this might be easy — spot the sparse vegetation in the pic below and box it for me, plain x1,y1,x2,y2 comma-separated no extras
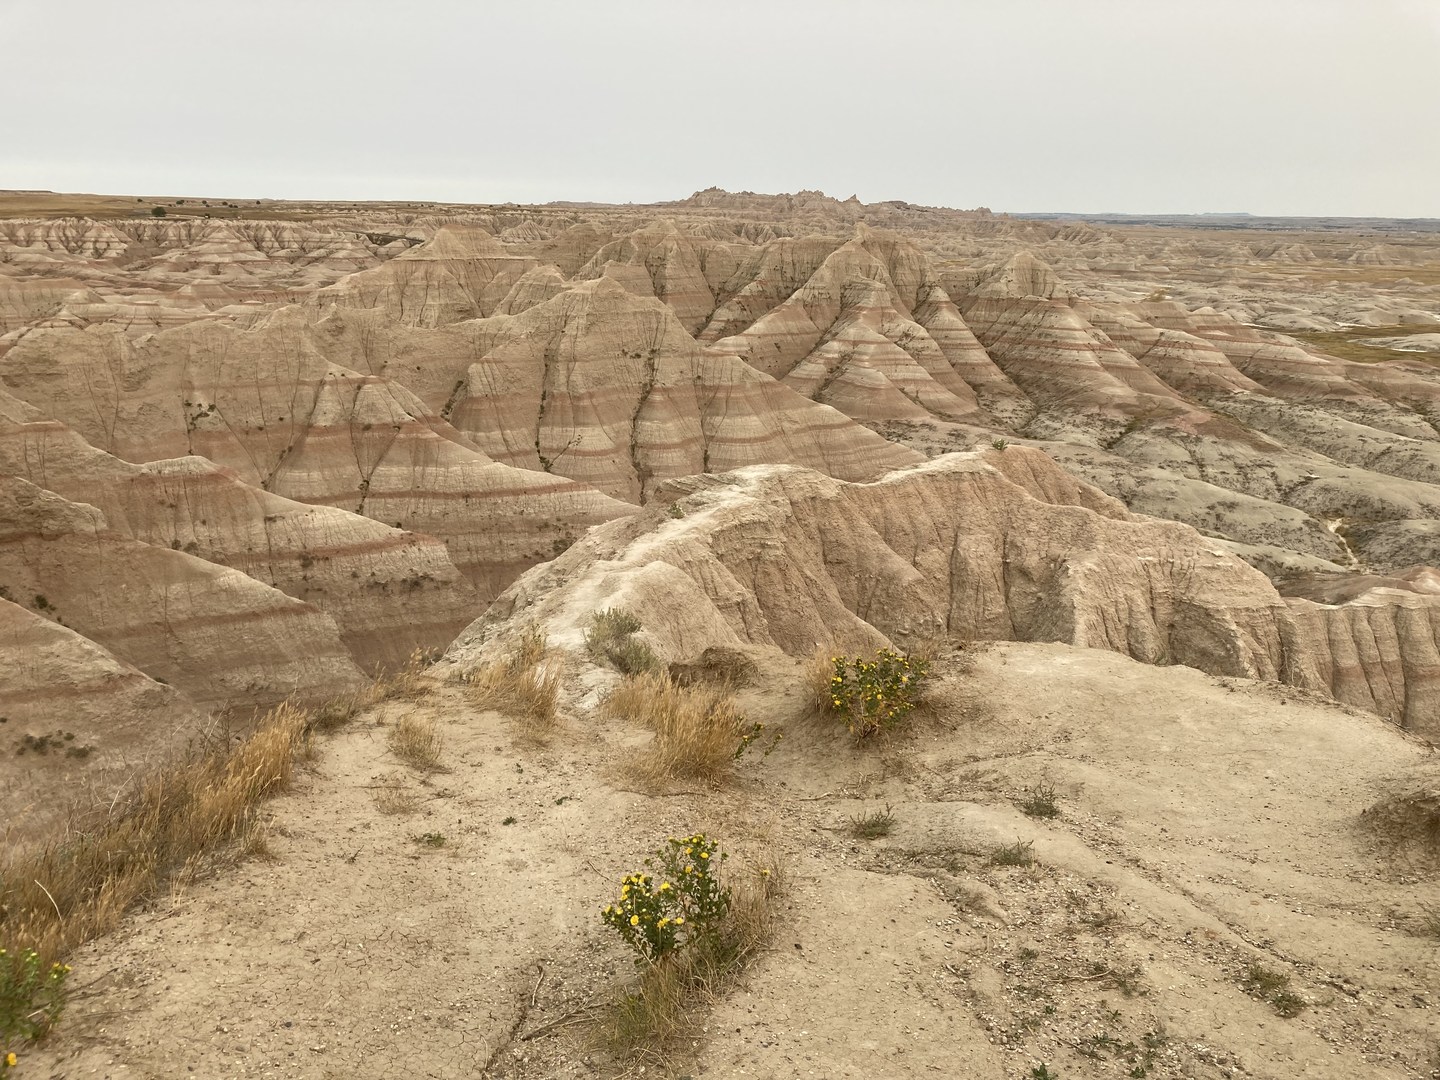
824,648,930,738
586,608,659,675
1019,781,1061,819
601,672,748,785
847,804,896,840
387,713,444,771
599,836,781,1065
371,774,420,815
1,947,70,1069
990,838,1036,867
371,648,438,704
414,831,447,848
991,438,1009,451
0,701,309,1007
1241,962,1306,1017
464,626,561,740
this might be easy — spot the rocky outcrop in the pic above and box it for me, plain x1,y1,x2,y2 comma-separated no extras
313,226,538,327
452,448,1440,738
0,597,203,831
0,476,366,708
0,388,479,667
0,315,634,598
447,277,923,502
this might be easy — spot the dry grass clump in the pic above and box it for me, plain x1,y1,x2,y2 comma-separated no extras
600,854,783,1066
465,627,561,740
371,773,422,815
369,647,439,705
0,702,309,968
601,672,746,784
804,645,835,714
1241,962,1307,1018
386,713,444,771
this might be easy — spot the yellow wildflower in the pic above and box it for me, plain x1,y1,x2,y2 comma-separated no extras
674,916,685,925
629,915,640,927
5,1052,16,1068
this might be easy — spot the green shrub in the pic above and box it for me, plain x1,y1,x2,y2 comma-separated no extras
827,648,930,738
1,948,70,1068
586,608,659,675
602,834,730,964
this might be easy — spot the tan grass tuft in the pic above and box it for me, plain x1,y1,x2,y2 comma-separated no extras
465,627,561,740
601,672,745,785
387,712,444,771
367,647,439,705
371,774,422,815
804,645,837,716
0,701,308,968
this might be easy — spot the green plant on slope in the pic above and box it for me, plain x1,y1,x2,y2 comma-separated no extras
601,834,730,964
826,649,930,738
1,948,70,1070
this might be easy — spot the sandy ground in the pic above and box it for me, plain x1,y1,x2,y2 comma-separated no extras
20,643,1440,1080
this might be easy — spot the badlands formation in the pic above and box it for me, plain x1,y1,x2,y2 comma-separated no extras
3,189,1440,1078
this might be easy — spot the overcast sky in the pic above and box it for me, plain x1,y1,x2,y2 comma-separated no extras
4,0,1438,217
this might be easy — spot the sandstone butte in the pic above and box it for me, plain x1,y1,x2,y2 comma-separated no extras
2,189,1440,815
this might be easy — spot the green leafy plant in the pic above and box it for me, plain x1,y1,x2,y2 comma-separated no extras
991,438,1009,451
847,804,896,840
586,608,659,675
990,839,1036,867
1242,962,1306,1017
826,649,930,738
601,834,730,964
1,948,70,1068
598,843,781,1065
1020,782,1060,819
733,721,782,762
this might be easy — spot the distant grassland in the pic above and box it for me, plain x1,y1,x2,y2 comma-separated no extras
1291,323,1440,365
0,190,470,221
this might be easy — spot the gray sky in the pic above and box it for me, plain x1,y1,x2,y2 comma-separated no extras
4,0,1438,216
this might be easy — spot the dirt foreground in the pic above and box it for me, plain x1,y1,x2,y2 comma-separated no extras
23,643,1440,1080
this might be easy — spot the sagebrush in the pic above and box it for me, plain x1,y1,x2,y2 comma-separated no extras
586,608,659,674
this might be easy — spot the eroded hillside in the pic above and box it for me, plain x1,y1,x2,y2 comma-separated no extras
3,187,1440,821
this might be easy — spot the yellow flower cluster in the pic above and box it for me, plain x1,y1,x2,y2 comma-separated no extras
827,649,930,738
601,833,731,964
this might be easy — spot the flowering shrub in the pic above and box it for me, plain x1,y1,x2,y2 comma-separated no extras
601,834,730,964
1,947,71,1070
828,648,930,737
